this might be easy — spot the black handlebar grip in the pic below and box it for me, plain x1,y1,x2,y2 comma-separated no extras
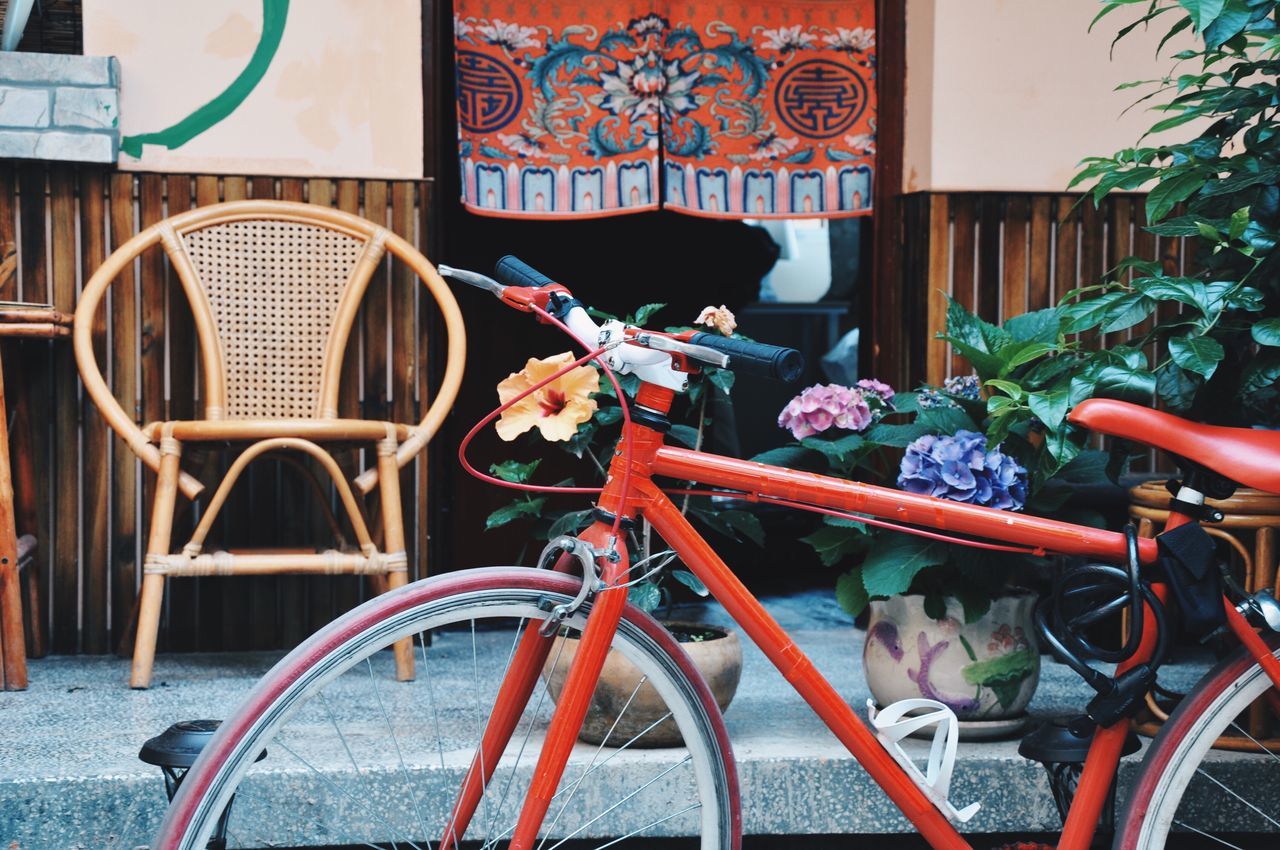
494,255,556,289
688,333,805,383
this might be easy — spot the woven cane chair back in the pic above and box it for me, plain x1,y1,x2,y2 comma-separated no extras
74,200,467,501
180,218,365,420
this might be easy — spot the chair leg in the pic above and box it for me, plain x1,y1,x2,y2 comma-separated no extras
377,436,414,681
131,433,183,689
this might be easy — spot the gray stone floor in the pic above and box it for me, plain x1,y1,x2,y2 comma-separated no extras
0,590,1272,849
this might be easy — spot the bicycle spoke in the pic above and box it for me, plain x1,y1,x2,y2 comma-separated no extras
482,710,677,850
273,739,428,850
1227,720,1280,764
537,673,650,850
544,755,694,850
224,783,390,850
367,657,435,848
592,802,703,850
1171,819,1246,850
471,618,496,846
1194,767,1280,829
418,631,449,771
482,626,570,850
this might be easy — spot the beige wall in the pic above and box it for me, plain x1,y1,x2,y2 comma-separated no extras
904,0,1194,192
85,0,424,179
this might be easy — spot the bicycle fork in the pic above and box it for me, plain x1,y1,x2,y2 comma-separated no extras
439,522,629,850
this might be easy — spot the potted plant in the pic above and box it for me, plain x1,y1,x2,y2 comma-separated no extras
485,304,755,747
766,301,1114,734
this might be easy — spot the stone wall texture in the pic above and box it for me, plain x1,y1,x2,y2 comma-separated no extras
0,53,118,163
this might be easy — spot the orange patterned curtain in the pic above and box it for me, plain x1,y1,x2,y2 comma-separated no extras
453,1,876,220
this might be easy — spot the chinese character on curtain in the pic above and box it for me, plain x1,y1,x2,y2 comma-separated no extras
453,1,876,220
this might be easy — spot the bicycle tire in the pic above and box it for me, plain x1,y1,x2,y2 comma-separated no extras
1116,633,1280,849
155,567,740,849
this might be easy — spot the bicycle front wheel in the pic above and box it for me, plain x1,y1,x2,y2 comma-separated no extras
1117,634,1280,849
156,567,739,850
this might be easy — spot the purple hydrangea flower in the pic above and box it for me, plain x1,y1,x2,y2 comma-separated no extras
857,378,896,403
777,383,873,439
897,429,1027,510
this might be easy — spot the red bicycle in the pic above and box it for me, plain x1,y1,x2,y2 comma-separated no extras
157,257,1280,849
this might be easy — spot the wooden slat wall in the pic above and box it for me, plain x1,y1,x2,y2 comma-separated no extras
881,192,1188,389
877,191,1192,473
3,163,439,656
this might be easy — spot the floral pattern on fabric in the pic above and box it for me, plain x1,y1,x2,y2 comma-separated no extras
453,1,876,219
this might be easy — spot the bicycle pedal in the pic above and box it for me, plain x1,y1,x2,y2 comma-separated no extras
866,698,981,824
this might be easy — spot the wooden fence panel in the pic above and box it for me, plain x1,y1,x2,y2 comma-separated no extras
10,164,441,655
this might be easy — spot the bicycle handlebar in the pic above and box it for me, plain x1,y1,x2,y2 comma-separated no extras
436,256,805,385
494,255,557,289
687,332,804,383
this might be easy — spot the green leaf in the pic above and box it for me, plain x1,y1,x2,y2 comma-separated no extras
800,526,865,567
631,303,666,326
627,581,661,613
1168,335,1226,379
485,497,547,530
750,445,814,468
671,569,709,597
985,379,1025,401
917,406,980,435
669,424,701,448
593,405,622,426
860,534,947,598
1004,308,1063,343
865,422,932,447
718,509,766,547
1252,318,1280,347
1102,293,1157,334
824,514,869,534
546,509,593,539
1054,450,1111,485
1176,0,1227,33
1028,389,1070,431
1085,363,1157,404
707,368,735,396
1201,0,1251,47
1240,349,1280,395
1156,362,1200,412
489,459,541,484
801,434,866,465
1146,170,1208,223
962,648,1037,688
835,570,869,617
1062,290,1126,333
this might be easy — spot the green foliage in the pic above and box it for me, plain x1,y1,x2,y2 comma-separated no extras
1073,0,1280,425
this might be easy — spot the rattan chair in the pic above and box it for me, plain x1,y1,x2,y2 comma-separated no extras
74,200,466,688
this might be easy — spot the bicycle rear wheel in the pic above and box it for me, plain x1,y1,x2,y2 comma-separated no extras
156,567,738,850
1117,634,1280,849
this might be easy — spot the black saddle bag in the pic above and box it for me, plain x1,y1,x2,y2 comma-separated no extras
1155,522,1225,639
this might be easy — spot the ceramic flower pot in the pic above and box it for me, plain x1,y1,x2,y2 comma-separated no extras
543,622,742,748
863,592,1040,732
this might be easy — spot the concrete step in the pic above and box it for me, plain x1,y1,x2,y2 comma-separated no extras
0,590,1271,848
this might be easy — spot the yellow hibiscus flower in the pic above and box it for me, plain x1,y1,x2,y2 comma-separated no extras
496,352,599,442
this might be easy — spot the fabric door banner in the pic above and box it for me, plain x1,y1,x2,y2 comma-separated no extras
453,0,876,220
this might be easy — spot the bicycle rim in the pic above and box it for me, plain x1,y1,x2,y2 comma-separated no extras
157,568,737,850
1118,635,1280,849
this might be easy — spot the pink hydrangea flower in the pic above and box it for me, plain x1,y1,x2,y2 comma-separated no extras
777,383,873,439
856,378,895,402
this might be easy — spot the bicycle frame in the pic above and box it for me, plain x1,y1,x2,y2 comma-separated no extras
442,383,1280,850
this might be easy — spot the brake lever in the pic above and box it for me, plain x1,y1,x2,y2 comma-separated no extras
636,333,730,368
437,264,506,297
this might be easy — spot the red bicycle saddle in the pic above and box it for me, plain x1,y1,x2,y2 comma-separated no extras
1068,398,1280,494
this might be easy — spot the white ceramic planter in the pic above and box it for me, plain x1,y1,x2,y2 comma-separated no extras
863,593,1040,724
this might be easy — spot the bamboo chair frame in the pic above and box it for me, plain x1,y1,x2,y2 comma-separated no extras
74,200,466,687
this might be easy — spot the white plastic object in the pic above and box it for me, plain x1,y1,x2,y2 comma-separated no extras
1,0,33,51
867,698,981,824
